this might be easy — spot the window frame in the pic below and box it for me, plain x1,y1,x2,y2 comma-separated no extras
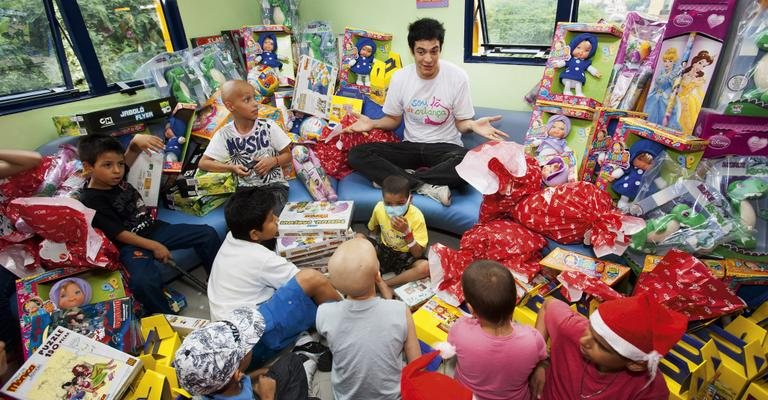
463,0,581,66
0,0,187,116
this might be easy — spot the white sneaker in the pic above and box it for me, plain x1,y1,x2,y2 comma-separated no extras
417,183,451,206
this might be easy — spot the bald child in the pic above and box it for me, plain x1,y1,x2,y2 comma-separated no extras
316,238,420,400
198,79,292,214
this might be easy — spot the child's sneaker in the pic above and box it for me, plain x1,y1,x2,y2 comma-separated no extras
416,183,451,206
294,340,333,372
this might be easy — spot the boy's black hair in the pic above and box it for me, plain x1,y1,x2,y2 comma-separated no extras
77,133,124,165
407,18,445,51
462,260,517,325
225,187,276,241
382,175,410,197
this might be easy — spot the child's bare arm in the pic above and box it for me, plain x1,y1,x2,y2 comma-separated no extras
536,297,560,342
124,135,164,167
254,146,290,176
0,150,42,178
404,308,421,363
198,155,250,176
115,231,171,263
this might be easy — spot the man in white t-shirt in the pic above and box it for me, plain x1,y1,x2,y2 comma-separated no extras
345,18,508,206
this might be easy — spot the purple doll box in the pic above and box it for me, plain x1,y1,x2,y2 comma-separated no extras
695,109,768,158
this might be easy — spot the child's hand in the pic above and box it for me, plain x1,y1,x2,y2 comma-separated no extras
130,134,165,154
230,164,250,177
254,375,277,400
254,157,278,176
391,216,409,233
151,242,171,263
529,359,548,399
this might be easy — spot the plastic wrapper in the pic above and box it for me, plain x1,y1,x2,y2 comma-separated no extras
0,238,44,278
604,12,666,110
299,20,338,68
312,114,399,179
292,145,337,201
513,181,645,257
699,156,768,256
634,249,745,321
629,154,744,255
455,141,529,196
190,43,244,98
138,51,209,106
557,270,623,302
5,197,120,270
427,220,546,305
259,0,299,29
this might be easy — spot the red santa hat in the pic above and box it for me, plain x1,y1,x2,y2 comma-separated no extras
589,293,687,383
401,351,473,400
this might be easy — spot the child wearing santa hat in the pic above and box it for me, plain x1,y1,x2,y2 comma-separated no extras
532,293,687,400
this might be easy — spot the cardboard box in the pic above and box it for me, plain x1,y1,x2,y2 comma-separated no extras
53,98,173,137
539,248,630,286
412,296,468,347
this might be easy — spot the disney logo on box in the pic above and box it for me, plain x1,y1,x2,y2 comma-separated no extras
673,13,693,27
707,134,731,150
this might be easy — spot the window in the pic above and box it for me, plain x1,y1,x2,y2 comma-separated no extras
0,0,186,115
465,0,674,65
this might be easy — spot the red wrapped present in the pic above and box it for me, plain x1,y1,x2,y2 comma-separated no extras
634,249,745,321
513,181,644,257
6,197,120,270
428,244,473,306
0,237,44,278
312,114,400,179
557,270,624,303
478,157,543,223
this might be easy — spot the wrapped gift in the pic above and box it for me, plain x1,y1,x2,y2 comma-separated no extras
556,270,624,302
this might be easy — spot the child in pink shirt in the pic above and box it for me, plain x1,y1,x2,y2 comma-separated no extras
532,294,687,400
447,260,547,400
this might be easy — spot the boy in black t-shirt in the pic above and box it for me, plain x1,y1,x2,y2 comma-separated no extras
78,134,222,314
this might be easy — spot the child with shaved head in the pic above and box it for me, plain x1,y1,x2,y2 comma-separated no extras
198,79,292,214
316,238,421,400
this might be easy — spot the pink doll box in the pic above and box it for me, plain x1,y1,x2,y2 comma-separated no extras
641,0,737,134
694,108,768,158
243,25,295,85
596,117,708,194
581,107,646,184
525,99,598,184
339,27,393,94
537,22,623,105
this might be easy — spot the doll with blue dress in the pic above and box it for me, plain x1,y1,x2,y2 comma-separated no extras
553,33,603,97
644,47,682,130
347,37,376,86
256,33,283,70
610,139,665,210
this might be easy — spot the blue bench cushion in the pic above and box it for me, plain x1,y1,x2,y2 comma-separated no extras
337,172,482,234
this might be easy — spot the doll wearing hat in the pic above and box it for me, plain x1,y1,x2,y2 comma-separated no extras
554,33,602,97
347,38,377,86
610,139,665,210
531,294,687,400
256,33,282,70
533,115,574,186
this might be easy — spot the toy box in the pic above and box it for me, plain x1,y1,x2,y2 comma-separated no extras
277,201,354,236
694,109,768,158
537,22,623,104
512,294,546,327
368,51,403,106
412,296,468,347
717,2,768,118
293,55,338,119
126,150,163,209
723,259,768,291
276,229,353,259
162,103,196,173
339,27,393,93
661,333,719,399
642,0,737,134
394,278,434,311
643,254,725,278
298,20,338,68
580,107,646,183
595,117,708,195
53,97,173,137
176,169,236,198
162,314,210,337
524,99,599,185
330,95,363,123
190,89,232,141
539,247,630,286
242,25,295,86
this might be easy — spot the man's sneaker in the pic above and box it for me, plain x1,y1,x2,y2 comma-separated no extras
416,183,452,206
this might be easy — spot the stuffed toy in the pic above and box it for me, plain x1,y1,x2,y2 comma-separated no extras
165,66,196,104
552,33,602,97
292,145,337,201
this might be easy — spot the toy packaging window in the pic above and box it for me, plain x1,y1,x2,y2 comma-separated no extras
581,107,646,184
293,55,338,119
339,28,394,93
243,25,296,87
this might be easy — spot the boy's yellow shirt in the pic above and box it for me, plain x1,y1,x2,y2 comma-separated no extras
368,202,428,253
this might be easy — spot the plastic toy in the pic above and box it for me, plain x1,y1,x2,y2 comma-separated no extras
292,145,337,202
299,21,338,68
347,38,376,86
260,0,298,29
164,66,195,104
552,33,602,97
727,177,768,248
299,116,328,142
644,48,683,131
247,65,280,99
631,204,706,252
609,139,665,210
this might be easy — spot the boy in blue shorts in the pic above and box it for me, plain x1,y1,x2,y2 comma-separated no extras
207,187,341,368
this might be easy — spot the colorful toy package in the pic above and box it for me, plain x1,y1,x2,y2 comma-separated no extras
641,0,737,134
525,99,599,186
701,156,768,260
189,42,244,99
368,51,403,106
243,25,295,86
694,108,768,158
604,12,666,110
292,145,337,202
717,1,768,118
339,27,393,93
259,0,299,30
299,20,338,68
190,89,232,141
140,51,209,106
539,247,630,287
580,107,646,184
537,22,623,104
293,55,338,119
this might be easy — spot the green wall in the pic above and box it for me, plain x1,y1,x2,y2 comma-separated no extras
298,0,543,110
0,0,541,150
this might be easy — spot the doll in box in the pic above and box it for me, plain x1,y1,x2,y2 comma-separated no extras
678,50,715,134
256,33,283,70
49,277,92,309
531,115,574,185
292,145,337,201
553,33,602,97
645,48,682,130
347,38,376,86
610,139,665,210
